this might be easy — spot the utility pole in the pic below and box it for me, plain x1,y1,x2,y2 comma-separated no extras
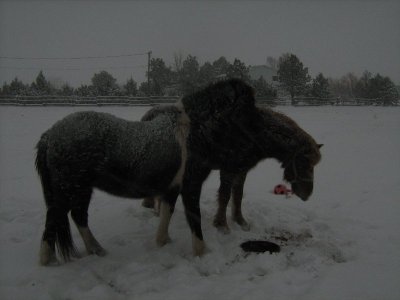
147,51,152,97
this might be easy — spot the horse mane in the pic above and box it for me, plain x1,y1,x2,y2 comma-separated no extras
177,79,264,170
181,79,256,121
257,106,321,166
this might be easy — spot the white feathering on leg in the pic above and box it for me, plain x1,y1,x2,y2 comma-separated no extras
156,200,172,247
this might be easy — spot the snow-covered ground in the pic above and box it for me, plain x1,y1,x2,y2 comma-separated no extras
0,105,399,300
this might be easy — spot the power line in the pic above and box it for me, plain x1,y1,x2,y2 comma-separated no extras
0,65,147,71
0,53,148,60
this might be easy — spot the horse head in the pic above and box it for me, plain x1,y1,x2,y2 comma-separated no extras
283,143,323,201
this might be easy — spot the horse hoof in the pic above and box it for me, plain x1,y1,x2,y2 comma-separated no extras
217,225,231,235
39,241,58,266
156,236,172,247
213,218,230,234
96,248,107,257
89,246,107,257
40,255,59,266
234,218,250,231
240,222,251,232
192,234,206,257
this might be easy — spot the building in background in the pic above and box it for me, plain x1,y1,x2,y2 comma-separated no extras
249,65,277,84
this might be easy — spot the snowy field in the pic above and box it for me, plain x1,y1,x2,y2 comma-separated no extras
0,105,399,300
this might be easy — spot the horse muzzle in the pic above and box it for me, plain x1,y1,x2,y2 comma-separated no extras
292,181,313,201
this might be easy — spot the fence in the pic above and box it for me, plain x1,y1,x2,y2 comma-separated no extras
0,95,398,106
0,95,180,106
285,96,399,106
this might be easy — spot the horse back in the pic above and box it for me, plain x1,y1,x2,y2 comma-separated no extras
42,111,184,199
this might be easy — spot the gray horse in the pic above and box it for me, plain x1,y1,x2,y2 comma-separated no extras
36,106,189,265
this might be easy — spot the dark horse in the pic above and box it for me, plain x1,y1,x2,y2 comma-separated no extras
141,90,322,255
143,106,322,233
212,107,323,232
36,79,257,264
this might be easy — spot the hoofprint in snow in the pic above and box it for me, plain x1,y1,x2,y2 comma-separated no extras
0,106,399,300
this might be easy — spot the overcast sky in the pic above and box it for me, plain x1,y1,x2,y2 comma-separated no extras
1,0,399,87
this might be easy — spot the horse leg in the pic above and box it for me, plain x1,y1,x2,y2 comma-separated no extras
213,170,234,233
156,186,180,247
231,171,250,231
40,206,66,265
181,162,211,256
40,189,77,265
154,197,161,216
71,189,106,257
142,197,155,208
142,197,161,216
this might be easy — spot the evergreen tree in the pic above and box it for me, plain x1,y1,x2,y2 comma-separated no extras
227,58,251,82
138,82,150,96
8,77,28,95
212,56,231,77
76,84,95,97
123,77,138,96
148,58,172,95
58,83,74,96
1,82,10,95
31,71,53,95
198,62,214,87
91,71,119,96
310,73,331,99
252,76,277,99
179,55,200,94
277,53,311,103
353,71,398,104
368,74,399,105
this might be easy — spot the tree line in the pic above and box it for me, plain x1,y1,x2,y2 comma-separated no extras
1,53,398,105
0,56,276,99
275,53,398,105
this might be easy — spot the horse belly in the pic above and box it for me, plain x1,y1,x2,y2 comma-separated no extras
94,150,181,199
93,172,151,199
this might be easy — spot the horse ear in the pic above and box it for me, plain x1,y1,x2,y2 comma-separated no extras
318,144,324,149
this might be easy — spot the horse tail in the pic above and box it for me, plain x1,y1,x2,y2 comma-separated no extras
35,133,52,207
36,133,77,262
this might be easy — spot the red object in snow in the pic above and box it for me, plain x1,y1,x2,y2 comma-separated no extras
273,184,292,195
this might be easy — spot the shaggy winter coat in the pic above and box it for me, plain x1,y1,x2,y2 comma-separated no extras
141,101,321,254
36,106,189,264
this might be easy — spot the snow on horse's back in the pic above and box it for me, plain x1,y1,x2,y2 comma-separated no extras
36,107,189,265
